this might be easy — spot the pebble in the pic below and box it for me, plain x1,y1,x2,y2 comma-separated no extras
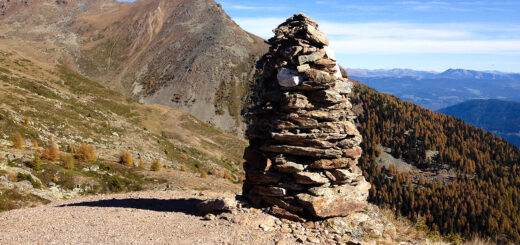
307,237,320,243
280,227,292,233
203,214,215,221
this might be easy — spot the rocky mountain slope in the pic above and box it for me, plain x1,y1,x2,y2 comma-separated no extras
0,0,268,134
438,99,520,148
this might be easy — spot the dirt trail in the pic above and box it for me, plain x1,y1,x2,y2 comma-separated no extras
0,190,301,245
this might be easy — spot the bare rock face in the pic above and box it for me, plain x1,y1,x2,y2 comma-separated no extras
243,13,369,221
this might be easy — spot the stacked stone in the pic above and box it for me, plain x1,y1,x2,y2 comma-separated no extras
243,13,370,221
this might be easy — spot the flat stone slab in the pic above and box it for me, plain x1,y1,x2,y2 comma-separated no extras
296,180,371,218
293,171,330,185
308,158,357,170
260,145,343,158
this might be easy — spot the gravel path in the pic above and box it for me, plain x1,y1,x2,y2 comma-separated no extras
0,190,297,245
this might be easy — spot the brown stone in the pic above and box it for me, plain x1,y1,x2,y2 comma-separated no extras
279,181,306,191
304,69,336,85
280,46,303,60
293,171,330,185
251,186,287,197
309,90,343,104
314,58,336,68
307,181,369,198
325,171,336,182
337,135,363,148
302,46,318,54
297,194,366,218
246,171,282,185
271,132,338,148
287,115,320,128
308,158,357,170
304,24,330,46
274,160,305,173
280,93,313,110
302,110,348,121
269,205,306,223
297,64,310,73
318,121,359,135
243,148,272,171
329,167,362,184
260,145,343,158
298,49,326,65
271,132,347,141
196,197,237,214
297,182,370,218
342,146,363,159
280,80,332,91
263,196,304,213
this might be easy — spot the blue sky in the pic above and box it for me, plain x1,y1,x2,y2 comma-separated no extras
120,0,520,72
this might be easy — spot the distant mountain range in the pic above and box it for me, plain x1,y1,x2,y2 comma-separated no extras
348,68,520,110
438,99,520,148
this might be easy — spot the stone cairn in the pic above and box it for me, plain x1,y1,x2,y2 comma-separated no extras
243,13,370,222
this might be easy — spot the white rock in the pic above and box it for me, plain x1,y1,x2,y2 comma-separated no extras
333,64,342,78
324,46,337,61
335,80,353,94
277,68,302,87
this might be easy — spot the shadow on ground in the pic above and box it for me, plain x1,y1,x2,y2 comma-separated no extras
58,198,204,216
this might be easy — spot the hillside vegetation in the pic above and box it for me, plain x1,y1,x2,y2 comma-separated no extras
438,99,520,147
0,49,246,211
352,81,520,242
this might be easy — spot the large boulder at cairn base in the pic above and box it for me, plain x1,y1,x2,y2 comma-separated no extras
243,13,370,221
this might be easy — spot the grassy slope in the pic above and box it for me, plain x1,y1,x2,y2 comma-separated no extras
0,49,247,211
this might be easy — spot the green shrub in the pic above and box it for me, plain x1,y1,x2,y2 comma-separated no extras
16,173,41,189
107,176,124,192
61,154,74,170
27,152,42,171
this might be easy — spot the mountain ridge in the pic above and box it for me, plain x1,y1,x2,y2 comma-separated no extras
348,68,520,110
0,0,268,134
348,68,520,80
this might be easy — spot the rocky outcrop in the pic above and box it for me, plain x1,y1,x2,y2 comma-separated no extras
243,13,369,221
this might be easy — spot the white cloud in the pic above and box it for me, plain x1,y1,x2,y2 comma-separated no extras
330,39,520,55
234,17,285,38
319,22,471,39
234,17,520,55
